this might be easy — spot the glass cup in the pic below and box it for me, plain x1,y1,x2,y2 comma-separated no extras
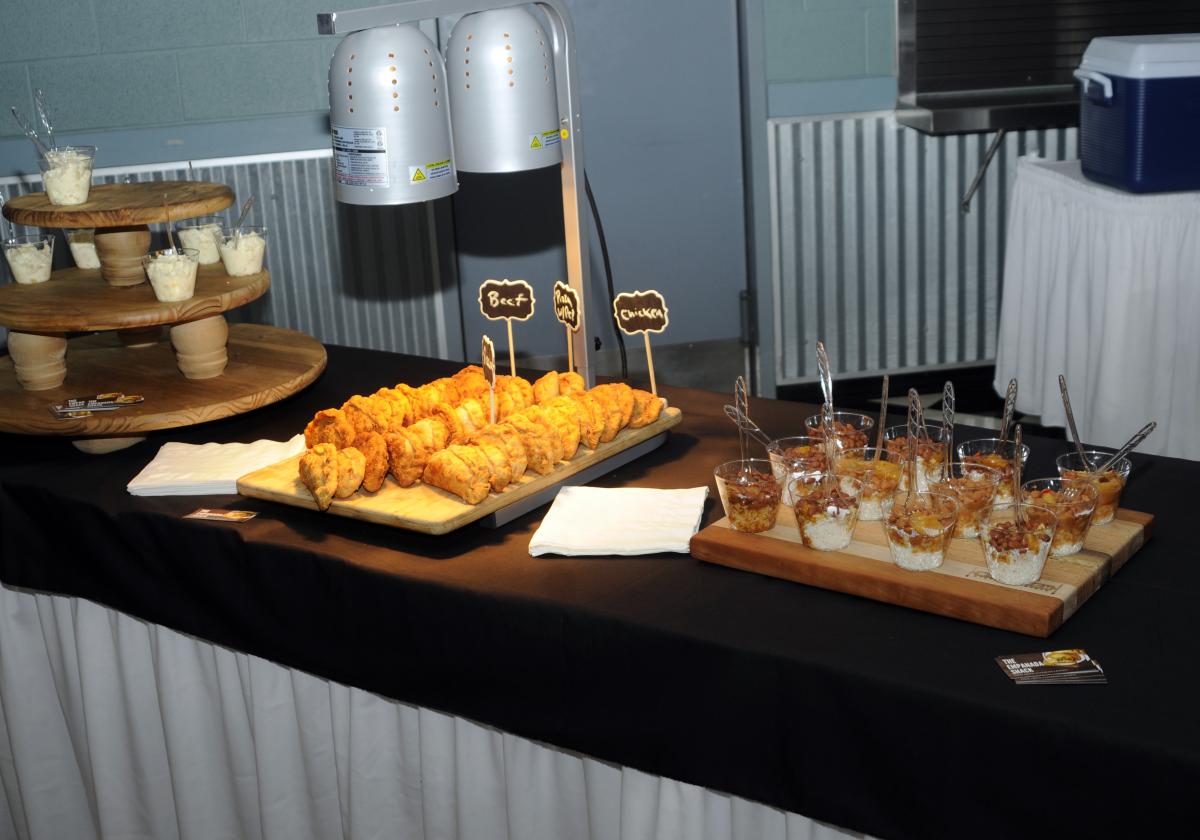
215,225,268,276
3,234,54,284
37,145,96,205
790,471,863,551
883,421,950,492
176,217,224,264
834,446,901,521
64,228,100,269
714,459,784,533
767,435,840,504
979,501,1057,585
882,490,958,571
802,410,874,451
955,438,1031,505
1021,478,1099,557
928,461,1001,539
1055,450,1132,526
142,248,199,302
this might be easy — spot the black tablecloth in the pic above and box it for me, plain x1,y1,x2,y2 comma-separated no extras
2,345,1197,840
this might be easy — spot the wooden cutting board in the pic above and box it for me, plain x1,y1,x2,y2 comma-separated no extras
690,507,1153,637
237,407,683,534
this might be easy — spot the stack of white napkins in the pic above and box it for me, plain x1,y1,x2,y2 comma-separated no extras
127,434,307,496
529,486,709,556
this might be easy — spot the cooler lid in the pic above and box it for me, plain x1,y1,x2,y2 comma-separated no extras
1080,34,1200,79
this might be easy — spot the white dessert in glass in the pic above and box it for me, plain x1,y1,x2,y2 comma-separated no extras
714,459,784,533
3,235,54,284
790,471,862,550
1055,450,1131,526
177,218,223,265
980,502,1057,585
834,446,901,521
884,422,950,492
928,461,1000,539
802,411,874,451
37,146,96,206
1022,478,1098,556
142,248,199,302
216,226,267,276
65,229,100,269
955,439,1030,505
883,490,958,571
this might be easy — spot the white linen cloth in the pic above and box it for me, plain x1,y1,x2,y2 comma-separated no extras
528,486,709,556
126,434,306,495
0,583,869,840
994,157,1200,460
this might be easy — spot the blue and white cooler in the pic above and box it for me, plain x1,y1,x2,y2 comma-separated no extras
1075,34,1200,193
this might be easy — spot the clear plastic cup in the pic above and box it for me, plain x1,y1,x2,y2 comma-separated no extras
928,460,1000,539
1021,478,1099,556
714,459,784,533
767,435,839,504
3,234,54,284
215,225,267,276
802,411,874,451
979,501,1057,585
834,446,901,521
176,217,224,264
1055,450,1131,526
883,422,950,492
37,145,96,205
64,228,100,269
882,490,958,571
790,471,863,551
955,438,1031,504
142,248,199,302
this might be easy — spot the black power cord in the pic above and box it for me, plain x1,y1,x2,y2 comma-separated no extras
583,171,627,380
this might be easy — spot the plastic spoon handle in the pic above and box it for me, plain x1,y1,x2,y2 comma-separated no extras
999,378,1018,442
163,196,177,252
942,381,955,468
33,89,54,151
873,374,889,461
904,388,921,509
816,341,833,410
10,107,48,159
235,195,256,229
1012,425,1024,527
722,404,772,450
1096,421,1156,474
1058,374,1089,464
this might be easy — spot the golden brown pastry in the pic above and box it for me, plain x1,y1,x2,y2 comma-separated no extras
532,371,560,404
396,384,434,423
424,445,491,504
629,388,663,428
342,394,392,437
373,388,412,430
571,393,605,449
423,377,461,406
521,406,566,463
497,375,533,412
475,424,527,482
304,408,356,450
335,447,366,498
532,403,580,460
594,382,635,429
475,438,513,492
456,398,489,437
452,366,491,402
384,431,424,487
588,387,624,443
298,443,339,511
558,371,586,396
430,403,468,445
355,431,389,493
503,414,557,475
407,417,450,452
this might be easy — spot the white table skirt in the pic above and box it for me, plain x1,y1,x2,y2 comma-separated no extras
0,583,868,840
994,157,1200,461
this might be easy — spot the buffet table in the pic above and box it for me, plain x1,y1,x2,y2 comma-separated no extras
2,345,1198,840
994,157,1200,460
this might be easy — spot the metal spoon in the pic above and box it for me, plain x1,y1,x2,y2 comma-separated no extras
1057,374,1089,464
10,107,48,159
1095,421,1156,475
33,89,54,151
998,378,1018,442
722,404,772,450
873,374,889,461
942,381,955,468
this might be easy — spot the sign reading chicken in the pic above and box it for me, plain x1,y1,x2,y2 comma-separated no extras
612,289,669,335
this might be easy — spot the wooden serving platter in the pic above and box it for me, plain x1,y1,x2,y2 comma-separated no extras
237,407,683,534
690,507,1153,637
0,265,268,332
2,181,233,229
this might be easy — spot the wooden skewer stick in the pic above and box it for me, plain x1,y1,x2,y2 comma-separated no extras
644,332,658,397
566,325,574,374
506,320,516,377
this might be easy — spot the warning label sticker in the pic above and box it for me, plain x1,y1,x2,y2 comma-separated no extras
529,129,562,150
410,159,452,184
332,125,388,188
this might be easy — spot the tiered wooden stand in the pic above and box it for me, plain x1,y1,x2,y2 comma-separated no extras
2,182,326,452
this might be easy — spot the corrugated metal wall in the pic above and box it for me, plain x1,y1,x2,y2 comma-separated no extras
1,150,460,359
770,112,1077,383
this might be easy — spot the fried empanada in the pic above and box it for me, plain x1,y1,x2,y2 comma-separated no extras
532,370,560,404
335,447,366,498
298,443,339,511
629,388,664,428
354,431,389,493
304,408,356,450
558,371,586,396
423,445,491,504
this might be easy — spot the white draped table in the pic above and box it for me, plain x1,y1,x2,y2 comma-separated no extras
994,157,1200,460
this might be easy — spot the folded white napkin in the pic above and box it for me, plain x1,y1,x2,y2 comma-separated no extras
127,434,307,496
529,486,709,556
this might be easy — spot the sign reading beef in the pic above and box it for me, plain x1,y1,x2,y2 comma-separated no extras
553,280,580,332
478,278,536,322
612,289,669,335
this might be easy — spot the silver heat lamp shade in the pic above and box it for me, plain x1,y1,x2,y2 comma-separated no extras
328,24,458,205
446,7,563,173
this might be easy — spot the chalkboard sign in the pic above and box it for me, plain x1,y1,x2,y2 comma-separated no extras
553,281,580,332
612,289,669,335
478,279,536,322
